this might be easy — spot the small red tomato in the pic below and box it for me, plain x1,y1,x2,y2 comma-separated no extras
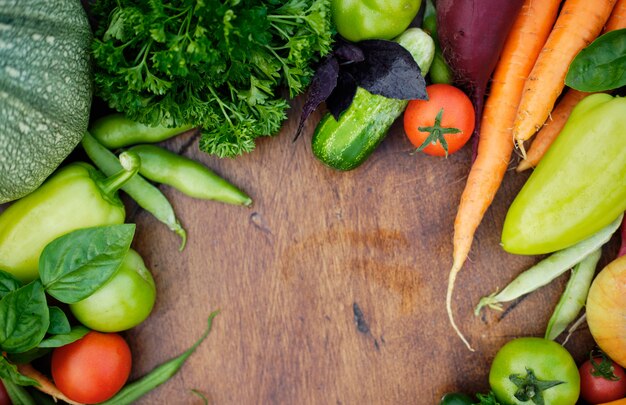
404,84,475,157
51,331,132,404
580,352,626,404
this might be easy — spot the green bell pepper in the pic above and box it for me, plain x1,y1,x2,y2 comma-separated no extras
332,0,422,42
502,93,626,255
0,153,140,282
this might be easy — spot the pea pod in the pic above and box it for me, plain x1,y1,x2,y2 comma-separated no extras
545,249,601,341
475,214,622,315
422,0,453,85
100,311,218,405
0,153,139,282
502,94,626,255
91,114,195,149
127,145,252,207
82,132,187,249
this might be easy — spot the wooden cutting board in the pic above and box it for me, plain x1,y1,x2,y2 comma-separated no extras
1,99,613,403
127,99,616,404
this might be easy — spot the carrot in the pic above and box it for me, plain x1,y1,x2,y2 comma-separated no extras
446,0,561,351
606,0,626,30
516,0,626,171
513,0,616,155
516,89,589,171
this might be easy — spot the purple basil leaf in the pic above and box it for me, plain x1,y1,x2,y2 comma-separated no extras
347,40,427,101
326,71,357,120
333,39,365,65
294,57,339,140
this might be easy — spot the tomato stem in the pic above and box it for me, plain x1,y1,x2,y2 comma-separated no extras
416,108,462,157
509,367,564,405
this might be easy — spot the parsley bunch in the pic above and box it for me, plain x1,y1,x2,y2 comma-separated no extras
92,0,333,157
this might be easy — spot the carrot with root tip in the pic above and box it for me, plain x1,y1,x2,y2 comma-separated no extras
447,0,561,350
513,0,616,156
516,0,626,171
516,89,589,171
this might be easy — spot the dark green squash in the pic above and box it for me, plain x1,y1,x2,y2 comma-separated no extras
0,0,92,203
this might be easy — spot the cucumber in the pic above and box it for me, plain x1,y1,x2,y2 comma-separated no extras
312,28,435,171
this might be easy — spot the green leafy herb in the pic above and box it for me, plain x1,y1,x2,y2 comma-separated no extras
100,311,219,405
0,281,49,354
92,0,333,158
566,29,626,92
46,307,71,335
0,357,38,387
0,270,21,299
38,326,90,349
39,224,135,304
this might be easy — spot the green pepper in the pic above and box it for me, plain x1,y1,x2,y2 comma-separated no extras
0,153,139,282
332,0,422,42
502,93,626,255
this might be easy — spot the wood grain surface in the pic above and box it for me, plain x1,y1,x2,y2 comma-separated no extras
1,100,617,404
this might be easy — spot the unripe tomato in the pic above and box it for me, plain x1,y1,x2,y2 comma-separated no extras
332,0,422,42
70,249,156,332
52,331,131,404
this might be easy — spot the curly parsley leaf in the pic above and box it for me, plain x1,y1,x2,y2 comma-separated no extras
92,0,333,158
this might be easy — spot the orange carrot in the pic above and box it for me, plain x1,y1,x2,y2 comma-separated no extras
516,0,626,171
516,89,589,171
513,0,616,154
447,0,561,350
606,0,626,30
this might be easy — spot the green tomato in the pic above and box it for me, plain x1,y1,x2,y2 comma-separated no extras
489,338,580,405
439,392,473,405
502,94,626,255
70,249,156,332
332,0,422,42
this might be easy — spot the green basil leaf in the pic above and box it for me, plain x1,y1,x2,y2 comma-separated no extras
0,281,49,353
38,326,90,349
0,357,38,387
6,348,51,365
566,29,626,92
39,224,135,304
46,307,71,335
0,270,22,299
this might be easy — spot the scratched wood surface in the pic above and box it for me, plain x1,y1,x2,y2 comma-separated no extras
1,100,615,404
121,98,619,405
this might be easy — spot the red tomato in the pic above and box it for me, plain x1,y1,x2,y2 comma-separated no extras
580,355,626,404
0,380,10,405
51,331,132,404
403,84,475,157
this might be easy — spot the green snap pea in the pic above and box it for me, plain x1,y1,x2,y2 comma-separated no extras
127,145,252,207
90,114,195,149
475,214,622,315
545,249,601,341
82,132,187,249
100,311,219,405
422,0,453,85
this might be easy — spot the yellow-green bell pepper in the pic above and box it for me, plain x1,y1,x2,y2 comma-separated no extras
502,93,626,255
0,153,139,281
